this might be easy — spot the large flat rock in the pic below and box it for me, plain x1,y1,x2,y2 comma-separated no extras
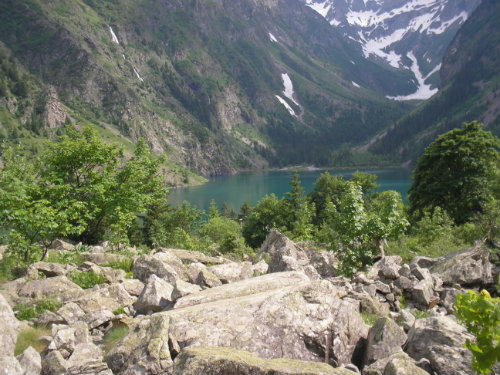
173,346,357,375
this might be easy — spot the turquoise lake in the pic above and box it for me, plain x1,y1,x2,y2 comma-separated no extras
168,168,412,212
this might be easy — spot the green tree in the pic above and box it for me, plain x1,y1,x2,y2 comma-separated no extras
242,194,285,248
282,171,314,241
0,147,84,262
39,127,168,245
454,289,500,374
328,182,408,276
409,122,500,224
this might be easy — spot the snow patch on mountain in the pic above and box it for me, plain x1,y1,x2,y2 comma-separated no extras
304,0,331,18
269,33,278,43
352,81,360,88
281,73,299,106
109,26,119,44
133,67,144,82
387,51,437,100
275,95,297,117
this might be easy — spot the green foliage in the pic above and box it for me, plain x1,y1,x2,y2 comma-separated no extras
102,325,129,353
454,289,500,374
14,297,62,321
68,270,106,289
113,305,125,315
0,146,84,263
386,207,479,261
104,257,133,273
147,201,203,249
196,216,246,254
46,250,84,266
327,182,408,277
409,122,500,225
242,194,286,248
14,326,51,356
0,126,168,265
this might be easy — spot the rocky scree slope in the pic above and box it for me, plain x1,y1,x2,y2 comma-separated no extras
0,0,410,175
0,230,498,375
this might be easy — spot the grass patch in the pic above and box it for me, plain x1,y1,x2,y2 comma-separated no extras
361,312,379,326
102,325,129,353
14,297,62,321
68,270,106,289
104,257,133,273
409,308,430,320
399,295,407,309
46,251,84,266
14,326,51,355
113,305,125,315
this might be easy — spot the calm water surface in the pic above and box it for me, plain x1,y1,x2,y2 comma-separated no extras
168,168,412,212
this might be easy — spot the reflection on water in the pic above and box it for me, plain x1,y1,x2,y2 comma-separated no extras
168,168,412,212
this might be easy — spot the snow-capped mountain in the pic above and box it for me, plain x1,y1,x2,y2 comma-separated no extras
302,0,481,100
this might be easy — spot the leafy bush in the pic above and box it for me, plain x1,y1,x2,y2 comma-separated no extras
14,298,62,321
46,250,84,266
14,326,51,356
361,312,379,326
69,270,106,289
454,289,500,374
113,305,125,315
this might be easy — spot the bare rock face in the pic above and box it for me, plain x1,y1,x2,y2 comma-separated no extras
105,272,367,374
0,294,19,357
260,230,309,273
430,243,493,286
172,346,357,375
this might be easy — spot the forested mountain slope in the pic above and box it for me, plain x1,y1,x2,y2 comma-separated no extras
0,0,410,175
367,0,500,166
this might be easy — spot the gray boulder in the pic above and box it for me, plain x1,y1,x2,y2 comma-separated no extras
41,350,68,375
208,261,253,283
163,248,224,265
427,345,474,375
363,317,407,366
260,230,309,273
120,279,145,297
172,279,202,300
26,262,74,279
17,346,42,375
405,316,473,362
172,346,357,375
134,274,175,314
105,272,367,374
66,342,113,375
0,293,19,357
0,357,23,375
411,279,436,309
382,352,430,375
132,254,180,284
18,276,84,302
430,244,493,286
195,268,222,288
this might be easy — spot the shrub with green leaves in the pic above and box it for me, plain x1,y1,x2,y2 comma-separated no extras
69,270,106,289
454,289,500,374
14,297,62,321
